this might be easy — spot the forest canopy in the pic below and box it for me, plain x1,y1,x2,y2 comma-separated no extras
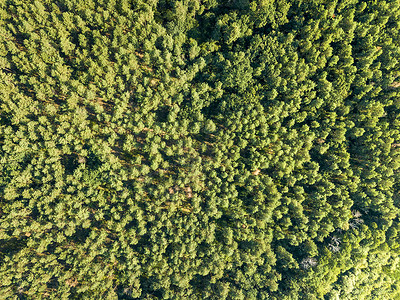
1,0,400,299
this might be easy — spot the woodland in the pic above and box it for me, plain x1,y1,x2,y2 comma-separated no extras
1,0,400,299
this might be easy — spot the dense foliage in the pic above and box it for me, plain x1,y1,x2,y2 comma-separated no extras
1,0,400,298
